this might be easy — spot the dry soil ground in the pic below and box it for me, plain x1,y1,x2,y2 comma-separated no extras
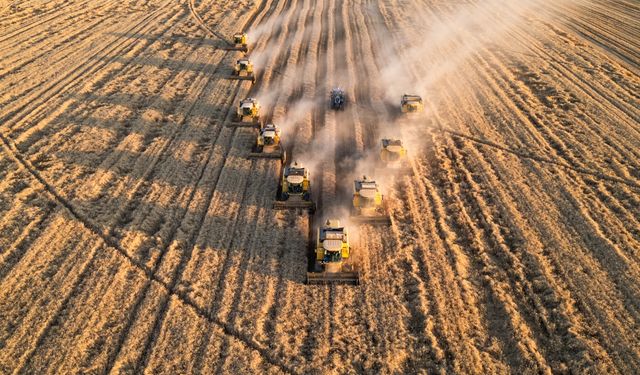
0,0,639,373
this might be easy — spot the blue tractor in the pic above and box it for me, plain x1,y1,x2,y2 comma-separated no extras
330,88,346,110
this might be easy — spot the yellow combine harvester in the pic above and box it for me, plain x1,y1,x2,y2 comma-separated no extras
273,162,315,212
229,97,261,128
228,58,255,83
401,94,424,113
232,32,248,52
351,176,391,225
248,123,285,161
307,219,360,285
379,138,412,175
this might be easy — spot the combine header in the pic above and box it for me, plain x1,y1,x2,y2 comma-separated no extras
351,176,391,225
307,219,360,285
229,97,261,128
274,162,316,212
248,123,286,161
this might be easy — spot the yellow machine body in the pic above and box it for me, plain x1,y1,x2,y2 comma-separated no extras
281,168,310,198
234,59,254,76
380,139,407,165
233,33,247,47
274,162,315,211
315,220,350,261
351,177,390,225
353,177,382,207
353,192,383,209
307,220,359,285
257,125,280,148
236,98,260,122
401,94,424,113
250,124,285,161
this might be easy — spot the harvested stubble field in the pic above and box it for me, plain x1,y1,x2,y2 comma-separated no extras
0,0,639,373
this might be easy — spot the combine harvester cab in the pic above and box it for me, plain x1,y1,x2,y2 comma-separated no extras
379,138,412,175
351,176,391,225
229,97,261,128
228,58,256,83
249,123,286,162
274,162,316,212
228,32,249,52
400,94,424,113
329,88,346,110
307,219,360,285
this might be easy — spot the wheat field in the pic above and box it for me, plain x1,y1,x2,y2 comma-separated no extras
0,0,639,373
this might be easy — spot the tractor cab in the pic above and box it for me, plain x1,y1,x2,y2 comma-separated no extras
330,88,346,110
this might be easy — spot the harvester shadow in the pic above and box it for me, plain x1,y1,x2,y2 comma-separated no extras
16,90,239,157
41,90,271,209
49,142,304,283
67,92,229,120
53,145,268,210
99,55,224,74
1,120,303,373
108,31,224,48
28,84,301,281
